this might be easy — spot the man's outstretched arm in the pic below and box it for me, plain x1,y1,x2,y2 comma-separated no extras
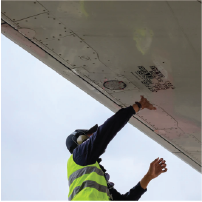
88,96,156,161
74,96,156,165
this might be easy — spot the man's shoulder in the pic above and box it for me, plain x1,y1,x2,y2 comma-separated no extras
72,144,88,166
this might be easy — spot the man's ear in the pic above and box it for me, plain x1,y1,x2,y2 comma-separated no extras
77,135,88,145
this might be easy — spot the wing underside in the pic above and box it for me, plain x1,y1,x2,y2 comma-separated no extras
1,1,201,172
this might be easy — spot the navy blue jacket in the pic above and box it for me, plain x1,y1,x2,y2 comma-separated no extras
73,106,147,200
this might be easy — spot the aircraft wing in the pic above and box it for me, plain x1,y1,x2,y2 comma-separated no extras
1,1,201,173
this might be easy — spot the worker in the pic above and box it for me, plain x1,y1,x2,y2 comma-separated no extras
66,95,168,200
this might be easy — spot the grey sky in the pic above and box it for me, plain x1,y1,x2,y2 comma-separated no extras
1,34,201,201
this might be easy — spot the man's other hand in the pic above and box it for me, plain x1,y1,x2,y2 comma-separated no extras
140,158,167,189
147,157,168,179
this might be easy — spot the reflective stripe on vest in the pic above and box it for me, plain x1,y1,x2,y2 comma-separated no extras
68,166,104,186
68,180,112,201
67,154,111,201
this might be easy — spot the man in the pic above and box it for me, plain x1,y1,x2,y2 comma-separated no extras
66,95,167,201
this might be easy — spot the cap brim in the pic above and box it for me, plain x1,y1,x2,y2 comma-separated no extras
86,124,98,134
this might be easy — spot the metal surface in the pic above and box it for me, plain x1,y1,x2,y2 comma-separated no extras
1,1,201,172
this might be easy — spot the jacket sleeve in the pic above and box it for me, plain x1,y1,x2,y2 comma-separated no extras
73,106,136,166
109,182,147,201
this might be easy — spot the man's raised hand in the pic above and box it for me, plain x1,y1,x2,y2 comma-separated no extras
139,95,156,110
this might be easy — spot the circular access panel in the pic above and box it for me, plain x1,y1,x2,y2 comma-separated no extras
103,80,126,90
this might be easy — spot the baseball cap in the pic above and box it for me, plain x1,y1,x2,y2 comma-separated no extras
66,124,98,153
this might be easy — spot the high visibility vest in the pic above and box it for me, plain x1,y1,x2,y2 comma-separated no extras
67,154,112,201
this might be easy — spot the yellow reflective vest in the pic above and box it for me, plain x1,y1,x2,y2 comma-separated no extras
67,154,112,201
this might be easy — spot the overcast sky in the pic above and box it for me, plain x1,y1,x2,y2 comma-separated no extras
1,34,201,201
